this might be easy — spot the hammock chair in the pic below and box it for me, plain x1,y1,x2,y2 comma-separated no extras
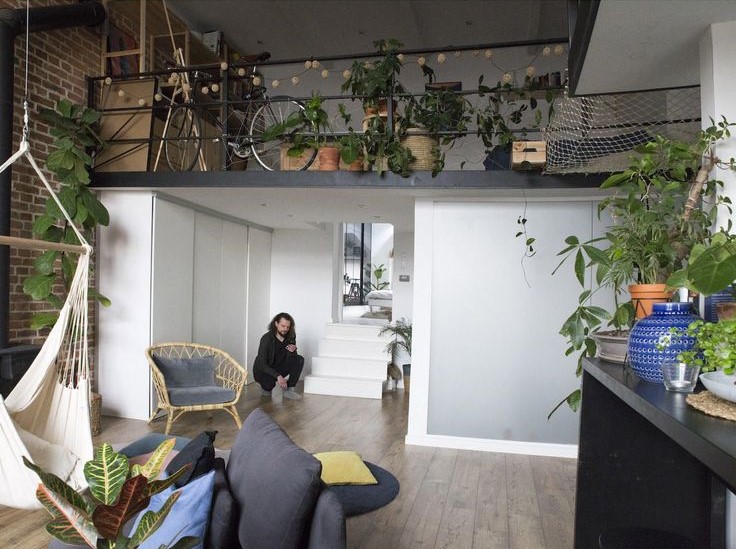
0,118,94,509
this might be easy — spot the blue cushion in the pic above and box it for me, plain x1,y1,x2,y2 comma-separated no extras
167,386,236,406
130,469,215,549
153,355,216,387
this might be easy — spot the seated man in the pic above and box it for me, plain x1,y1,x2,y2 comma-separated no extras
253,312,304,400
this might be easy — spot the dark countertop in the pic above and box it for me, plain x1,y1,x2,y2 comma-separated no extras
583,357,736,492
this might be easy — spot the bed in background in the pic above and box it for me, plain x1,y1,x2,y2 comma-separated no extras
366,289,392,312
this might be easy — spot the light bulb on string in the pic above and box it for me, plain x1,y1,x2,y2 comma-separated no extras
454,51,462,58
484,49,493,59
201,86,209,95
312,60,320,69
272,79,280,88
526,66,535,77
437,53,446,64
542,46,551,56
237,68,246,76
502,72,513,84
554,45,565,55
321,69,329,79
104,77,112,85
291,76,300,85
304,60,312,69
211,83,219,93
417,56,426,66
252,76,262,86
342,69,352,80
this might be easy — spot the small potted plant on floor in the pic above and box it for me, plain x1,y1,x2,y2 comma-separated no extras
379,318,412,392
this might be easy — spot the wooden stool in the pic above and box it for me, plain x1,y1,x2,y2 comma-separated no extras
598,527,698,549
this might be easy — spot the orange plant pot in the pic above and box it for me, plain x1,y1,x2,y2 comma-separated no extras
318,146,340,171
629,283,672,319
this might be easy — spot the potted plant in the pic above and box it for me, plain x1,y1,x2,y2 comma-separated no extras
551,119,736,413
370,263,389,290
261,93,339,170
475,75,557,170
24,438,197,548
677,318,736,374
24,99,110,330
337,103,365,171
378,318,412,392
341,38,407,116
362,114,413,177
400,88,472,176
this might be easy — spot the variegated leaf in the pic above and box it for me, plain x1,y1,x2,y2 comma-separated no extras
46,518,87,545
92,475,149,539
143,465,190,498
25,456,94,514
85,444,129,505
37,484,98,547
164,536,199,549
129,491,181,547
137,439,176,480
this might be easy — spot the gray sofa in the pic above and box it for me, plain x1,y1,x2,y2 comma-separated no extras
49,408,346,549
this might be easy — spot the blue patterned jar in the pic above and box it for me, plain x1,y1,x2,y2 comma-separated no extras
628,302,699,383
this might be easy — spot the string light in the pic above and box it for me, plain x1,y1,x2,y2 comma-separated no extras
220,62,228,71
237,68,246,76
484,49,493,59
342,69,352,80
211,83,219,93
272,79,280,88
321,69,329,78
417,56,426,66
397,53,405,63
542,46,551,56
304,60,312,69
312,60,320,69
291,76,300,85
437,53,446,64
554,45,565,55
454,51,462,58
502,72,513,84
473,50,480,57
525,66,535,77
201,86,209,95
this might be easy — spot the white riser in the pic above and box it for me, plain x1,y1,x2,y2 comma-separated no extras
324,323,391,342
311,356,387,379
318,338,389,359
304,375,384,399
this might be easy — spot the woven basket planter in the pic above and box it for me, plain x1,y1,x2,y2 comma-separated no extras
401,129,439,171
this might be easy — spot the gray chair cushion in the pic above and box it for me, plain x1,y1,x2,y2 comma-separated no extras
152,355,216,387
119,433,192,456
168,386,236,406
226,408,322,549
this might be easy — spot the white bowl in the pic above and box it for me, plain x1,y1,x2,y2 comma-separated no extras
700,371,736,403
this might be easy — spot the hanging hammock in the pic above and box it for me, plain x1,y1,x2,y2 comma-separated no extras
0,137,94,509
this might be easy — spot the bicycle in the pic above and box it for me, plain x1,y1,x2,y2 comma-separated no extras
160,51,317,172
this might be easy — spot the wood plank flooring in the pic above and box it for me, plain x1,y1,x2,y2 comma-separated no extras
0,384,577,548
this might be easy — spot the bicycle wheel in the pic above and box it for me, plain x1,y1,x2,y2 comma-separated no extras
250,98,317,171
165,105,202,172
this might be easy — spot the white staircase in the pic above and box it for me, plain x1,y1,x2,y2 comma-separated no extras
304,323,391,399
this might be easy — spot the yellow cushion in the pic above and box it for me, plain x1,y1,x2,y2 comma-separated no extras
313,451,378,485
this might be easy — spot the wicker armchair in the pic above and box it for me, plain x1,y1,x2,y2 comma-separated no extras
145,343,248,434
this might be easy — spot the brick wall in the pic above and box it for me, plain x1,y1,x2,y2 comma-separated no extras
1,0,142,387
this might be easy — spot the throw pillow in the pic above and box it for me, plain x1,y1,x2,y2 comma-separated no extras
227,408,322,549
130,469,215,549
152,355,216,387
313,451,378,485
166,430,217,488
206,457,239,549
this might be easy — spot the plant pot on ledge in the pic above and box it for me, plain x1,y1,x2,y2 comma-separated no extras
629,283,672,319
592,330,629,364
318,145,340,171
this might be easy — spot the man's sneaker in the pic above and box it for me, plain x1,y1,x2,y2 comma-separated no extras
283,387,302,400
259,387,271,397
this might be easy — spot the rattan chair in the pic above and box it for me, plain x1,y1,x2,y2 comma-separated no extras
145,343,248,434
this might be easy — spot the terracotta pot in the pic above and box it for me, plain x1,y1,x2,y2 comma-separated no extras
345,156,364,171
377,98,397,116
318,146,340,171
629,283,672,319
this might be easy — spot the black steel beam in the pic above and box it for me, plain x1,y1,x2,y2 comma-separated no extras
566,0,600,97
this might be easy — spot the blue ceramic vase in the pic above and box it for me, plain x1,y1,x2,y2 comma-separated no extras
627,302,699,383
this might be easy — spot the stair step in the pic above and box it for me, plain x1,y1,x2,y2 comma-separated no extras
311,356,387,379
324,323,392,341
304,374,384,399
318,338,389,359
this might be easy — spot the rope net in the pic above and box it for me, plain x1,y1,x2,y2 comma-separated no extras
544,86,701,174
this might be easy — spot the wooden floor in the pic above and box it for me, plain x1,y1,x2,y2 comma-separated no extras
0,384,577,548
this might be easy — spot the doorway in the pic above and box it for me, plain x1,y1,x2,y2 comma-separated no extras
341,222,393,325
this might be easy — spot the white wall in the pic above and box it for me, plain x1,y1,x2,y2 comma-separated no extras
246,227,272,373
407,196,603,456
97,191,154,420
392,229,414,323
270,225,334,376
370,223,393,285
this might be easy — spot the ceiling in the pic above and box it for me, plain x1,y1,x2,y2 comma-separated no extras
573,0,736,95
167,0,569,61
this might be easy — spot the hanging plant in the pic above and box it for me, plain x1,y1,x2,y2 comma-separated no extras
23,99,110,329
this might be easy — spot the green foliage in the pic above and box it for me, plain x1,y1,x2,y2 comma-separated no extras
677,319,736,374
29,99,110,329
362,115,414,177
551,118,736,415
370,263,389,291
379,317,412,358
24,439,197,549
261,93,332,156
337,103,364,165
340,38,406,108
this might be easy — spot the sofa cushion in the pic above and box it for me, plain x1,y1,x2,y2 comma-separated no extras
119,433,192,457
207,457,239,549
167,386,236,406
166,430,217,488
130,469,215,549
227,408,322,549
152,355,216,387
313,451,377,486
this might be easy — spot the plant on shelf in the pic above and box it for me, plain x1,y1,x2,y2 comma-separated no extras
261,93,339,170
676,318,736,374
475,75,558,170
550,118,736,415
24,99,110,329
401,87,472,176
362,114,414,177
337,103,364,170
379,318,413,386
24,438,197,549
